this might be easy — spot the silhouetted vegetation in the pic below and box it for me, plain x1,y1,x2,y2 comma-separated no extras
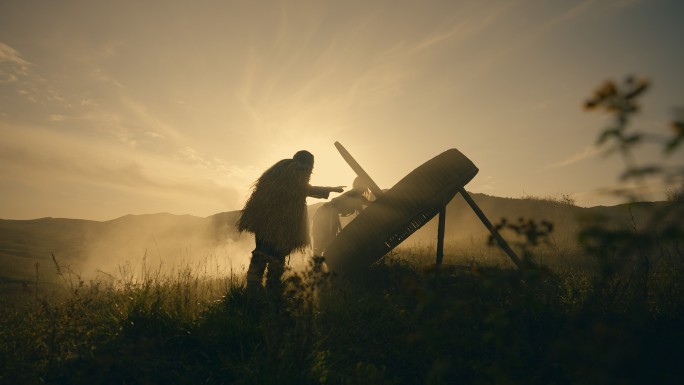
2,77,683,384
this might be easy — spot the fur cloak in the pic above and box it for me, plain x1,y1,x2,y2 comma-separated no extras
237,158,312,255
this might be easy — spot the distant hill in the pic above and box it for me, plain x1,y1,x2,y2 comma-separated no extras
0,211,242,291
407,192,668,245
0,193,671,292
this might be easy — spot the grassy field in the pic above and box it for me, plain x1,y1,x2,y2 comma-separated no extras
2,213,684,385
3,74,681,385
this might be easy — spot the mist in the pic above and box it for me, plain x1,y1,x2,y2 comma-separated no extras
67,209,329,284
50,213,250,284
72,193,586,281
0,192,656,291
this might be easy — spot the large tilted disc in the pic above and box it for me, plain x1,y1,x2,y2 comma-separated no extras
323,148,478,274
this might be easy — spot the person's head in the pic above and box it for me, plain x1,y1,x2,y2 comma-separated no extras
352,176,369,191
293,150,314,171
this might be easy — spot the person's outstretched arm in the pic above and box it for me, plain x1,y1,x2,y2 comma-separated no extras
307,185,344,199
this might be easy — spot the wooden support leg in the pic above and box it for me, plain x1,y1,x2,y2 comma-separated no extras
457,188,524,270
435,205,446,275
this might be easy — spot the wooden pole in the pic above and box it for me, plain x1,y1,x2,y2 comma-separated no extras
334,141,384,198
457,187,524,269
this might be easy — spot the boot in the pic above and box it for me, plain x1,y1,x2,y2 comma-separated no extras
246,250,268,292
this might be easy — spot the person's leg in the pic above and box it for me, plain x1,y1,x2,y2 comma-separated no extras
246,239,269,290
265,253,286,296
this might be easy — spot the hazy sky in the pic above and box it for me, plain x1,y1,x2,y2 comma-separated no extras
1,0,683,220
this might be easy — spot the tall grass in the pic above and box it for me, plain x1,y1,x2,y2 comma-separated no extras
2,235,684,384
0,254,238,384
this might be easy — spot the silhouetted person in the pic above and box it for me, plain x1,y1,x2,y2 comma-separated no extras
312,176,372,257
237,150,343,295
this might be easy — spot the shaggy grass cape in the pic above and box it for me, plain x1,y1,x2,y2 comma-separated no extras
237,158,312,255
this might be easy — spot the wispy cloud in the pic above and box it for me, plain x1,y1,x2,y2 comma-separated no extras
117,94,186,144
0,41,31,83
613,0,642,8
409,2,519,56
89,67,125,88
0,41,31,67
49,114,66,121
547,0,599,26
178,146,259,185
545,0,645,30
0,122,240,205
72,92,185,150
80,98,98,107
463,0,646,85
546,145,603,169
0,41,66,106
